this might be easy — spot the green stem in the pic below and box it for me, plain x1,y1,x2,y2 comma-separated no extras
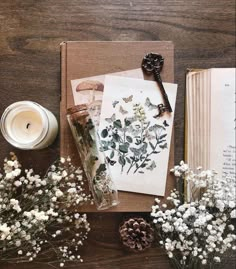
121,160,124,173
127,156,136,174
169,256,182,269
133,136,159,174
140,123,144,142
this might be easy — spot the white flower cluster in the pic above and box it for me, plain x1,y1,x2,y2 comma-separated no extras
170,160,189,178
172,161,236,211
151,162,236,268
0,153,91,267
133,103,147,123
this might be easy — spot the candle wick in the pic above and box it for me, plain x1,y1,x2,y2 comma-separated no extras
26,123,31,129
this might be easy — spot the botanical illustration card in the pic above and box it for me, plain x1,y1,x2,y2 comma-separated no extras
71,69,144,105
99,75,177,196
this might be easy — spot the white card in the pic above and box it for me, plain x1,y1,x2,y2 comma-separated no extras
99,75,177,196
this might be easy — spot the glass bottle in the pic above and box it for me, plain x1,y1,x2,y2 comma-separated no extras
67,102,119,210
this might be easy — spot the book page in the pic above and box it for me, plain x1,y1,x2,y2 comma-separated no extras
200,70,210,169
192,73,198,169
186,72,195,200
99,75,177,196
186,73,193,166
196,72,201,168
210,68,236,179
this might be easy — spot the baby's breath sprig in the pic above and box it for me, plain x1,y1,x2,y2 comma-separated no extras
151,162,236,269
0,153,91,267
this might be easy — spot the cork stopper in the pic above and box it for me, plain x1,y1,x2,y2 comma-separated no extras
67,104,88,115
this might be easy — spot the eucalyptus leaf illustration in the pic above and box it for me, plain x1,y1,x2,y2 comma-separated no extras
119,155,126,166
124,118,132,127
119,143,129,153
126,136,133,143
110,141,116,148
126,157,131,163
112,133,120,142
113,119,122,129
130,143,147,157
99,99,168,174
157,139,166,145
149,142,155,150
110,150,115,159
126,117,136,123
149,124,165,132
100,140,109,151
159,134,167,140
101,128,108,138
159,143,168,149
100,146,108,152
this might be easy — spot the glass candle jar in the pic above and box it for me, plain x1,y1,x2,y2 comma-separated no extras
67,102,119,210
0,101,58,150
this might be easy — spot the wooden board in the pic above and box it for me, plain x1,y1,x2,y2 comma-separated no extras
60,41,175,212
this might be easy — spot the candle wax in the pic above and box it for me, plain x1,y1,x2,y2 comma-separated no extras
9,110,43,143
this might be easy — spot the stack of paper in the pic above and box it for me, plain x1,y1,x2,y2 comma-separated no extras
71,70,177,196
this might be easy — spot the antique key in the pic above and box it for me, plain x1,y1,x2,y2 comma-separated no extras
142,53,172,117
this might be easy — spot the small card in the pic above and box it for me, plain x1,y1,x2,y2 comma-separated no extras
71,69,144,105
99,75,177,196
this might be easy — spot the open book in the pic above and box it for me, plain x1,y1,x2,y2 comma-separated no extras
185,68,236,200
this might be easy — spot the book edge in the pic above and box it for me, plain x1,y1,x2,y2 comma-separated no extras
60,42,67,157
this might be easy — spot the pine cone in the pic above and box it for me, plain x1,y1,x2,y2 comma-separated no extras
119,217,154,252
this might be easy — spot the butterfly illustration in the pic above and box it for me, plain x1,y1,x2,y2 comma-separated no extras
163,120,169,127
123,95,133,103
105,113,116,123
145,97,158,110
119,105,128,115
127,125,141,136
112,100,119,108
159,143,168,149
144,130,155,141
106,157,116,166
147,161,156,171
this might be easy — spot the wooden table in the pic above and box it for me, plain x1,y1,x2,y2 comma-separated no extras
0,1,235,268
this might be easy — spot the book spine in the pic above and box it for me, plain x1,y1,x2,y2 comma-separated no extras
60,42,67,157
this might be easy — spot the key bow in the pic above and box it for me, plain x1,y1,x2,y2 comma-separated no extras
142,53,164,73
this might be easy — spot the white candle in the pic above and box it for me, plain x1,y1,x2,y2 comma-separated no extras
1,101,58,149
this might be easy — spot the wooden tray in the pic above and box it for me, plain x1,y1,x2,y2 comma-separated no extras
60,41,175,212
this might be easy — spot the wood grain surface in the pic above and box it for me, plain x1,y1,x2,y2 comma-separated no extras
0,0,235,268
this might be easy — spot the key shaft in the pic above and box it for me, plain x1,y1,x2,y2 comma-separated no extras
153,69,172,112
